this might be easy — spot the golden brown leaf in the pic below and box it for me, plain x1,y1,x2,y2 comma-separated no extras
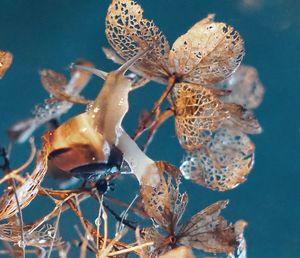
171,82,229,151
180,128,254,191
219,65,264,109
0,51,13,79
105,0,170,83
169,15,244,86
177,200,247,255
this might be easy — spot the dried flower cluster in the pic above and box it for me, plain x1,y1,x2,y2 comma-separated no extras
0,0,264,257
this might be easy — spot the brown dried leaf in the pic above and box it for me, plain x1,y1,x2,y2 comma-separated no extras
178,200,247,255
40,69,68,92
141,161,188,232
223,103,262,134
40,60,93,105
219,65,264,109
171,82,229,151
0,134,50,220
105,0,170,82
0,51,13,79
180,128,254,191
169,15,244,86
48,113,108,172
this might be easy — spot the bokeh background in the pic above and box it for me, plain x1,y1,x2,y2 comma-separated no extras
0,0,299,257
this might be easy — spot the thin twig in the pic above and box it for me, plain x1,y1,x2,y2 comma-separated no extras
46,206,62,258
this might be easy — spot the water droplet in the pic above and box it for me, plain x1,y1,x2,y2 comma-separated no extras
93,107,100,113
48,230,55,238
39,239,47,244
118,97,124,106
17,240,26,248
95,217,101,226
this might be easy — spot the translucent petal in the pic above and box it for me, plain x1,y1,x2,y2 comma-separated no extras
105,0,170,82
180,128,254,191
169,15,244,86
178,200,247,255
171,82,229,151
219,65,264,109
0,50,13,79
223,103,262,134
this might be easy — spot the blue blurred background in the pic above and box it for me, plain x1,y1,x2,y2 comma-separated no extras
0,0,299,257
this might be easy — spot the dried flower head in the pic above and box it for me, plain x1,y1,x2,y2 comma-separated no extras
105,0,244,86
140,162,246,256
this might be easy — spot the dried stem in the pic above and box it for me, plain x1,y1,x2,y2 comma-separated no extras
132,75,176,139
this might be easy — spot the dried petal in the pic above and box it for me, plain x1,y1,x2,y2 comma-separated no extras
171,82,229,151
169,15,244,86
102,47,125,65
139,227,169,257
40,60,93,104
0,134,50,220
223,103,262,134
0,223,63,248
141,161,188,232
0,51,13,79
219,65,264,109
40,69,68,92
105,0,170,83
180,128,254,191
178,200,244,255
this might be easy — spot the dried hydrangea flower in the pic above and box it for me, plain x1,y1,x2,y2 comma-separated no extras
180,128,254,191
140,165,247,256
7,60,93,143
105,0,254,150
218,65,265,109
0,50,13,79
105,1,244,86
